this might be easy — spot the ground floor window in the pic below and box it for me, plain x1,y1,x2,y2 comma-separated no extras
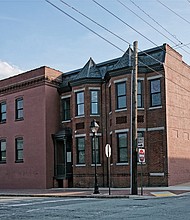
15,137,23,162
0,139,6,163
117,133,128,163
76,137,85,164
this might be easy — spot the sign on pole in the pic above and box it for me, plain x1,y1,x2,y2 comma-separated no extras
105,144,111,158
137,137,144,148
138,148,145,163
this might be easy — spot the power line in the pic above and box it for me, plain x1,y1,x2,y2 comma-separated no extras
92,0,190,75
59,0,131,46
117,0,177,46
173,42,190,50
59,0,182,77
45,0,124,53
92,0,157,47
157,0,190,25
58,0,176,79
59,0,165,77
130,0,190,52
117,0,190,56
45,0,190,93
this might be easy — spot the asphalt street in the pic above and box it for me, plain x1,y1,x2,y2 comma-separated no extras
0,195,189,220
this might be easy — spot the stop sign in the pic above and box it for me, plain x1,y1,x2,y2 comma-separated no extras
138,148,145,163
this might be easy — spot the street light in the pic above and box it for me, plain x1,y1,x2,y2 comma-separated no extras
90,119,100,194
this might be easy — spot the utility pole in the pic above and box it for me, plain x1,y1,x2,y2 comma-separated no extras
131,41,138,195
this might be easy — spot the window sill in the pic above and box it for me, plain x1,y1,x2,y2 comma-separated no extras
115,108,127,112
15,118,24,122
0,161,6,164
62,120,71,123
75,164,86,167
90,114,100,117
137,108,144,111
15,160,24,163
0,121,6,124
75,115,85,119
116,162,129,166
149,106,162,110
91,164,101,167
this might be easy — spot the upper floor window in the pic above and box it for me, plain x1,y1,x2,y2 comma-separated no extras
15,98,23,120
0,102,6,123
76,137,85,164
15,137,23,162
62,98,71,121
117,132,128,163
0,139,6,163
90,90,99,115
116,82,126,110
76,91,84,116
92,136,100,164
137,81,143,108
150,79,161,107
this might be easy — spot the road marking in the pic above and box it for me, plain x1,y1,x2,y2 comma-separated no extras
39,191,84,196
26,208,41,213
5,198,95,207
151,191,176,197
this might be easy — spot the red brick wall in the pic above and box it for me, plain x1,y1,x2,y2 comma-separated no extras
165,44,190,185
0,85,47,188
0,67,62,189
65,71,168,188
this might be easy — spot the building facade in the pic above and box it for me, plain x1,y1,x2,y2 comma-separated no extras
0,44,190,189
0,67,62,188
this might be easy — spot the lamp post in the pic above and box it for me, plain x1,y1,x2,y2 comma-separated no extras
90,119,100,194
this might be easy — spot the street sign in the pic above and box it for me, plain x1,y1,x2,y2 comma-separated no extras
137,137,144,148
105,144,111,157
138,148,145,163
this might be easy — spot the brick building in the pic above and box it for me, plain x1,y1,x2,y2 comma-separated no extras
0,44,190,189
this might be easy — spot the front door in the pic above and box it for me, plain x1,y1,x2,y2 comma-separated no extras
54,134,73,187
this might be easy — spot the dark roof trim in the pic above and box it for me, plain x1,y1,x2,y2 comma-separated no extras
70,78,103,87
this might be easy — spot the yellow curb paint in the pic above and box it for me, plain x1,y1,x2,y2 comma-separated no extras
151,191,176,197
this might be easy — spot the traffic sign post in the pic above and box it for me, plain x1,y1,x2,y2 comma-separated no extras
138,148,145,163
105,144,111,195
138,148,145,195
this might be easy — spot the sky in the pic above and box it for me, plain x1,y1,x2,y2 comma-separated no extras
1,0,190,80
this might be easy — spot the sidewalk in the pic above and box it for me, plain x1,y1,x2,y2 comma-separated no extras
0,183,190,199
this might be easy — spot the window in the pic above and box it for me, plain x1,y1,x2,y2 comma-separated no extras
137,81,143,108
16,98,23,120
76,91,84,116
150,79,161,107
0,140,6,163
62,98,70,121
76,137,85,164
0,102,6,123
90,90,99,115
116,82,126,109
15,138,23,162
92,136,100,164
117,133,128,163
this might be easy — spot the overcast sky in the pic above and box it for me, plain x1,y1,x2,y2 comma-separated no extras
1,0,190,80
